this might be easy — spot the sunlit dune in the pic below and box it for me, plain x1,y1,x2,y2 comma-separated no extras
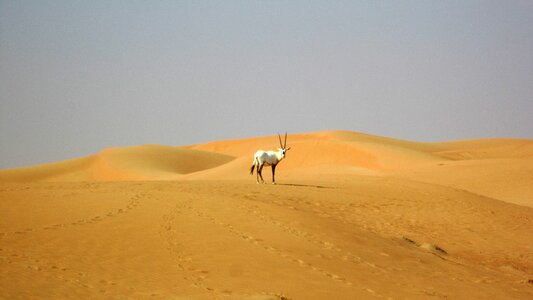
1,131,532,299
0,145,234,182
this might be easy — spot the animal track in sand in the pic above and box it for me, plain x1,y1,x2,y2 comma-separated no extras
234,200,391,275
244,193,431,243
0,247,117,294
159,200,301,300
158,204,217,294
0,193,145,238
0,192,143,296
178,196,389,299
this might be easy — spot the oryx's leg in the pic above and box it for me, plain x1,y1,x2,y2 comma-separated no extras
253,157,260,183
255,163,260,184
258,164,265,183
271,164,277,184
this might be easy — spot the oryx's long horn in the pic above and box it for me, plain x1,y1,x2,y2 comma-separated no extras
284,132,287,148
278,133,283,148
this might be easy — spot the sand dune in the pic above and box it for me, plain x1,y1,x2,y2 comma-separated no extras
0,145,234,182
1,131,532,299
395,158,533,207
434,138,533,160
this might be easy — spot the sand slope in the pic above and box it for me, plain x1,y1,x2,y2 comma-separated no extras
0,145,234,182
1,131,532,299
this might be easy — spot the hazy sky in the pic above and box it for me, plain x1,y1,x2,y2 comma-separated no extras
1,1,532,168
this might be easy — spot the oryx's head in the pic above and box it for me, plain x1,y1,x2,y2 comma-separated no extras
277,132,291,159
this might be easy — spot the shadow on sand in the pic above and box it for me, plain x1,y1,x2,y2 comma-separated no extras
277,183,334,189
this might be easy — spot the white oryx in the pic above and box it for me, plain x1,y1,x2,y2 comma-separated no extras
250,133,291,184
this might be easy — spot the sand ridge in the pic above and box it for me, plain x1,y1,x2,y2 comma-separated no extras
1,130,532,299
0,145,234,182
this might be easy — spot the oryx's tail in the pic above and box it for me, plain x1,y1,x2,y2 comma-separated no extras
250,163,255,175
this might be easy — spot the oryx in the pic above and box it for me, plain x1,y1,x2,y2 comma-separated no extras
250,133,291,184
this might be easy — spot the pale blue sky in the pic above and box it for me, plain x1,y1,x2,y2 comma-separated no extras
1,1,532,168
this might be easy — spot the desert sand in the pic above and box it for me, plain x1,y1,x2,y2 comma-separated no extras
1,130,532,299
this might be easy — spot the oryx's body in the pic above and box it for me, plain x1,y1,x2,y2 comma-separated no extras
250,133,290,184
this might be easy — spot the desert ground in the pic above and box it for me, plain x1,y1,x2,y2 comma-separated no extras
1,130,532,299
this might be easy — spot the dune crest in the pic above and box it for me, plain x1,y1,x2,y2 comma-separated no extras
1,131,532,206
0,145,234,182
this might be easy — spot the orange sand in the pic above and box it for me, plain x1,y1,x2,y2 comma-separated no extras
1,131,532,299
